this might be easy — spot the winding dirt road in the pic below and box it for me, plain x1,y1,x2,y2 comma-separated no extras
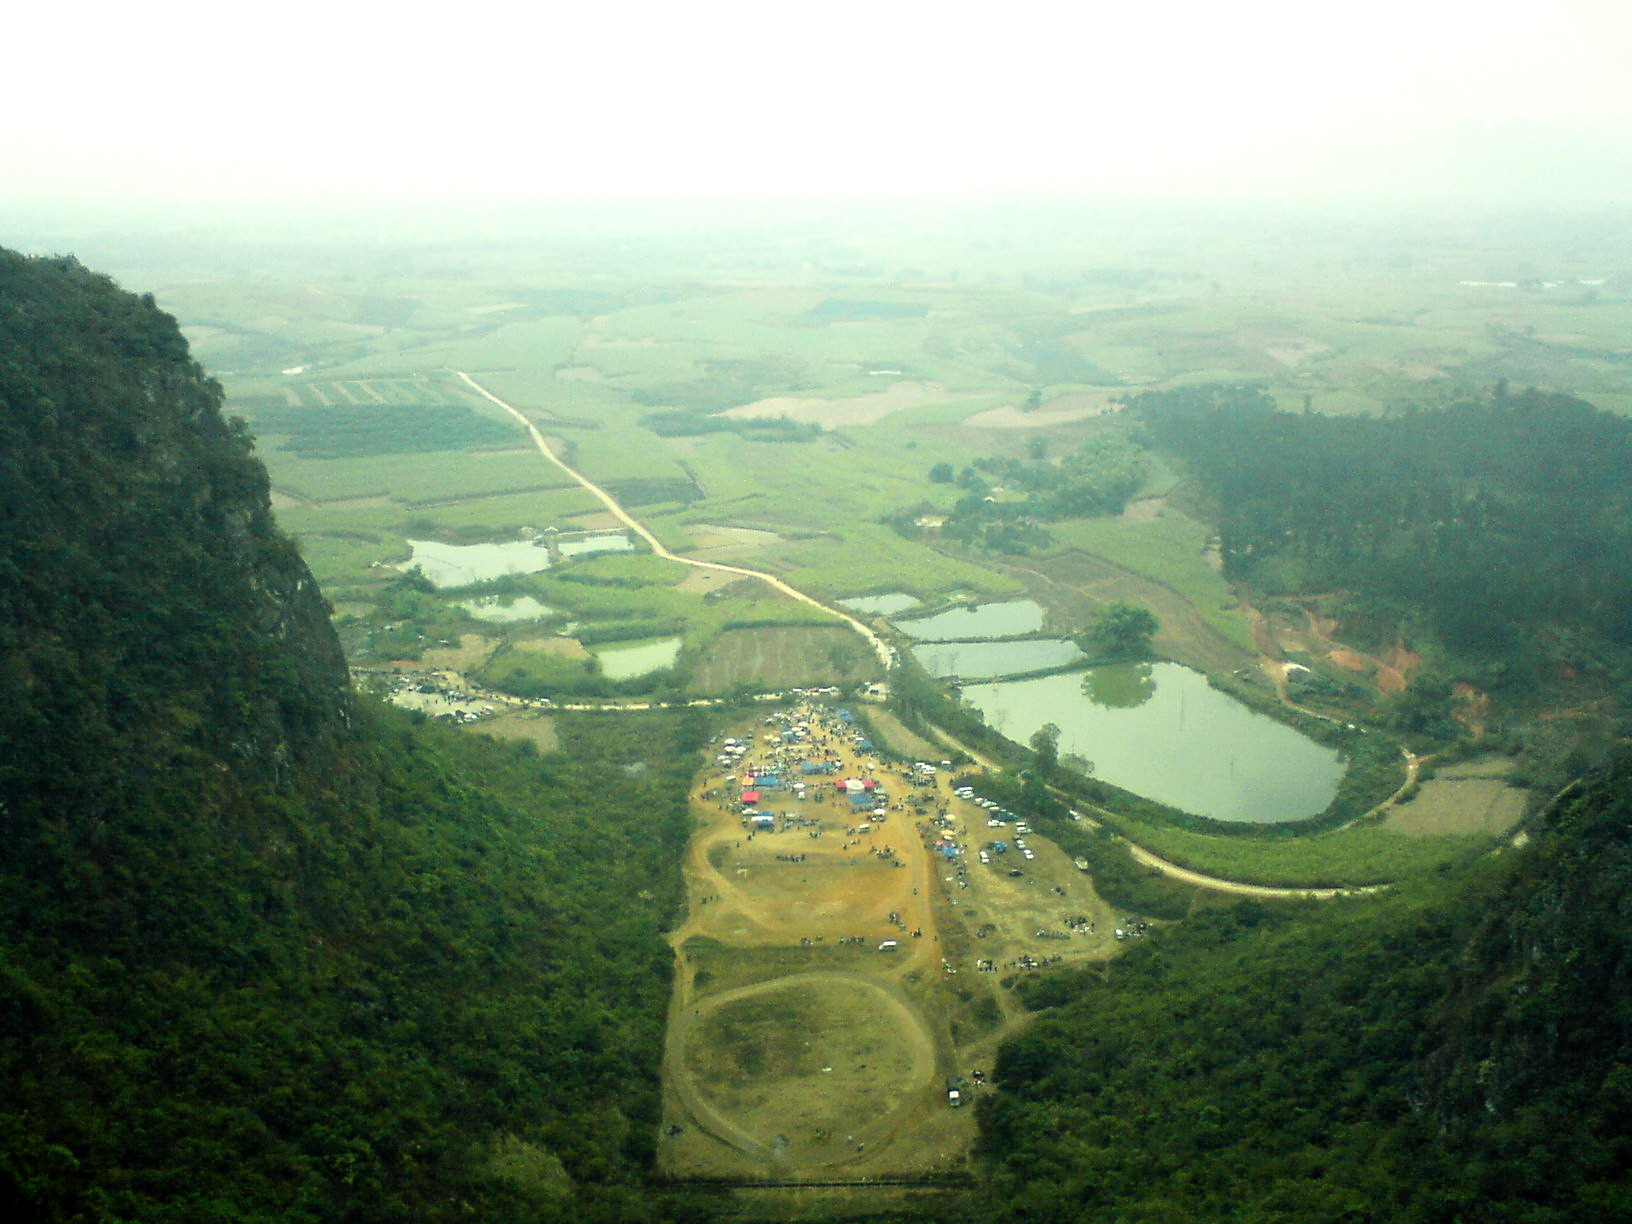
454,371,894,673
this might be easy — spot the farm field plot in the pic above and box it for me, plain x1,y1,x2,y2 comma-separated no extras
686,626,876,696
1383,757,1528,837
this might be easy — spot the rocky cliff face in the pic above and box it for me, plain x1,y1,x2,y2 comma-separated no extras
0,248,349,833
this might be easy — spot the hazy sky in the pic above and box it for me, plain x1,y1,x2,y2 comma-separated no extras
7,0,1632,207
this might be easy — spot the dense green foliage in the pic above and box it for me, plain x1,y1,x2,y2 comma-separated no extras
1083,601,1159,659
0,251,712,1223
0,707,703,1224
971,758,1632,1222
926,434,1148,554
259,401,519,459
1132,383,1632,667
0,250,349,812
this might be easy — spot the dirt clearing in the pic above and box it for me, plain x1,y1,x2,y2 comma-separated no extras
661,701,1128,1182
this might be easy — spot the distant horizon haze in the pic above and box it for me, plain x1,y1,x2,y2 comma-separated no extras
5,0,1631,212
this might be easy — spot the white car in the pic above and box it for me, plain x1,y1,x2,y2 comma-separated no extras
1022,849,1036,860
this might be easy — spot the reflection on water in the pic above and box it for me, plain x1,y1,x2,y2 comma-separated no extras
913,637,1083,680
462,595,556,623
406,539,553,588
895,599,1045,641
839,592,922,616
557,533,634,557
1083,662,1157,709
962,663,1344,823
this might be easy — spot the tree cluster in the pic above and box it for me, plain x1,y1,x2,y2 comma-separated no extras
927,433,1147,554
1131,383,1632,670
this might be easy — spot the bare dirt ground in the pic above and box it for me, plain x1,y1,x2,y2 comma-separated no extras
1383,757,1527,837
1250,602,1423,701
660,703,1125,1183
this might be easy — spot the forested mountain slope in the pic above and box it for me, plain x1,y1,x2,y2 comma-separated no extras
0,250,700,1223
973,762,1632,1223
1132,384,1632,666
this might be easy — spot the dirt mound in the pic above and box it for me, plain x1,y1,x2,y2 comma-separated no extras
1327,648,1369,673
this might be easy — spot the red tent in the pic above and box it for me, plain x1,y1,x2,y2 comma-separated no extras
740,790,761,804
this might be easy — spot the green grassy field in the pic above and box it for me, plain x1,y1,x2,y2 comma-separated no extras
161,213,1629,751
1111,815,1502,888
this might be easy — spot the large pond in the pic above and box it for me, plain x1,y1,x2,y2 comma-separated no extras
593,636,683,680
406,539,554,588
461,595,556,623
839,592,922,617
961,663,1345,823
895,599,1045,640
913,638,1084,680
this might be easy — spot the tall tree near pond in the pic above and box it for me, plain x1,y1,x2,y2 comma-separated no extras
1087,602,1159,659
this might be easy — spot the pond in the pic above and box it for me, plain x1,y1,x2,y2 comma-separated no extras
894,599,1045,640
461,595,556,623
912,638,1083,680
593,636,683,680
839,592,922,617
557,532,635,557
405,539,554,589
960,663,1345,823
